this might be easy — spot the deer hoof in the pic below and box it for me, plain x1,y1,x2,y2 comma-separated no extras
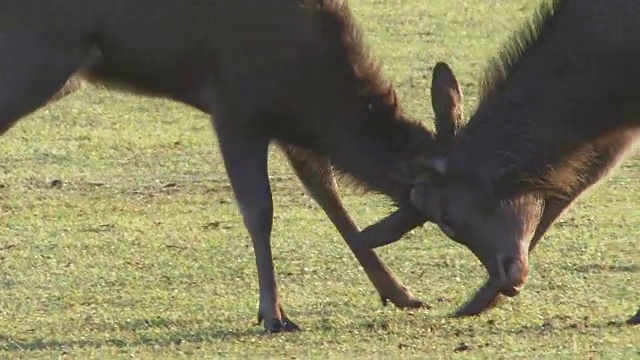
627,309,640,325
263,317,301,333
257,310,301,333
379,293,427,309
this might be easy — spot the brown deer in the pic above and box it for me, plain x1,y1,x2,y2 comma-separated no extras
0,0,466,332
406,0,639,322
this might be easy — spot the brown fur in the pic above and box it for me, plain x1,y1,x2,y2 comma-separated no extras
455,0,640,199
1,0,440,332
479,0,566,104
69,0,433,202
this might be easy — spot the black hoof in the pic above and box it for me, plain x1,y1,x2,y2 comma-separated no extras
264,317,301,333
379,294,426,309
627,309,640,325
257,308,302,333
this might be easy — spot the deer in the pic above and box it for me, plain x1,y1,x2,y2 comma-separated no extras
1,0,470,332
404,0,639,323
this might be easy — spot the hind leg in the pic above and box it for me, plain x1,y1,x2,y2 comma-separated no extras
282,145,424,308
0,30,90,135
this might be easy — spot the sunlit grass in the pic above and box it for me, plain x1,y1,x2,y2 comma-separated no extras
0,0,637,358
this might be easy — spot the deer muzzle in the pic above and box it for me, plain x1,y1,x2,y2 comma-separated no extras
494,254,529,297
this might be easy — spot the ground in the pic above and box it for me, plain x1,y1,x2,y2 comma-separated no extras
0,0,638,358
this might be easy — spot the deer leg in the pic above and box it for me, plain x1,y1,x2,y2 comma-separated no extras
454,197,574,317
357,207,427,249
47,76,86,105
0,30,90,135
283,146,424,308
213,125,298,333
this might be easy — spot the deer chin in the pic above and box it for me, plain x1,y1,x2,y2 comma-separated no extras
499,284,523,297
488,253,529,298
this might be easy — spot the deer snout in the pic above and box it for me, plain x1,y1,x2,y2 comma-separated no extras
495,254,529,297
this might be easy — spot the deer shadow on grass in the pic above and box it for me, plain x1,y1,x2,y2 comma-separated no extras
2,312,636,352
0,319,279,352
0,313,439,351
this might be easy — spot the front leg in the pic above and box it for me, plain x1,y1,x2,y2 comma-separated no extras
357,207,427,249
283,145,425,308
214,123,298,333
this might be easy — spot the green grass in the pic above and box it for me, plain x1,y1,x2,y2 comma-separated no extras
1,0,638,358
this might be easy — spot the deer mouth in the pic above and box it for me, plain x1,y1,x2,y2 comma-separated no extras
499,285,523,297
494,255,528,297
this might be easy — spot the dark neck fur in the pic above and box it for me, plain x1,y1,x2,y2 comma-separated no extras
452,0,640,198
328,108,435,205
280,0,436,205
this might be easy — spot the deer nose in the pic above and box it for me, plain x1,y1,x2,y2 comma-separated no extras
496,255,528,297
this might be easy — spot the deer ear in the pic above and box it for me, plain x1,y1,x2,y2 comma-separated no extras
431,62,464,144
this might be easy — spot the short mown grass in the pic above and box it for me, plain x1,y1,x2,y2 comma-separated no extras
0,0,638,358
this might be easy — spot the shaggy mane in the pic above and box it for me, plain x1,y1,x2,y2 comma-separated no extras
479,0,567,102
315,0,401,115
309,0,435,199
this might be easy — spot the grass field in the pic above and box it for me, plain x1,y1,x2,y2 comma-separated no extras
1,0,638,358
